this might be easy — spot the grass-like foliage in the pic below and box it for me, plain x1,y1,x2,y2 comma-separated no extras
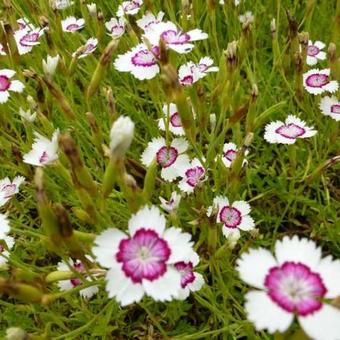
0,0,339,339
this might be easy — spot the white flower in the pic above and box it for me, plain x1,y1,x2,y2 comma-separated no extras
0,213,11,238
237,236,340,340
178,158,206,194
0,234,15,266
50,0,74,10
178,57,218,86
92,205,197,306
158,103,185,136
141,137,190,182
19,108,37,123
319,96,340,121
61,16,85,33
264,115,317,144
303,68,339,95
23,130,59,167
239,11,254,25
117,0,143,17
57,259,99,298
207,196,255,241
42,55,60,79
144,21,208,54
114,43,160,80
159,191,181,213
0,176,25,207
174,252,204,300
0,69,24,104
221,142,247,168
87,3,97,17
14,28,45,55
306,40,326,66
73,38,98,59
105,17,126,38
109,116,134,157
136,11,165,31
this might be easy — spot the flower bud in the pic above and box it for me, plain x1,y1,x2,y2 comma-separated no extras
42,54,60,79
109,116,134,158
87,3,97,17
5,327,27,340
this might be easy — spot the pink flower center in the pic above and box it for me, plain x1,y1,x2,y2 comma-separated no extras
1,184,16,199
160,30,190,45
275,123,306,139
219,206,242,228
39,151,49,164
175,261,195,288
305,73,329,88
307,45,319,57
66,24,80,32
198,63,208,72
111,25,124,36
124,1,140,12
224,149,237,162
84,43,96,53
180,75,194,86
264,262,327,316
70,261,85,287
156,146,178,168
0,75,10,92
20,32,39,46
131,49,157,67
0,244,4,252
116,228,171,283
170,112,182,127
331,104,340,114
185,166,205,187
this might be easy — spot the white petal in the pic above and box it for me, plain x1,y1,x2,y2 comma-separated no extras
0,69,16,78
143,267,181,301
58,279,73,292
323,81,339,93
238,215,255,231
237,247,277,289
0,91,10,103
141,137,165,167
128,205,166,237
314,41,325,49
316,256,340,298
275,235,322,270
161,165,179,182
105,267,144,306
92,228,127,268
0,213,11,237
171,138,188,153
131,65,160,80
79,285,99,299
169,43,194,54
245,291,294,333
187,29,208,41
222,226,240,239
9,80,24,92
189,272,205,292
163,227,195,264
306,56,317,65
298,304,340,340
317,51,326,60
232,200,251,216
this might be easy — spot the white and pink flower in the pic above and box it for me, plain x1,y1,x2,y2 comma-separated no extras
114,43,160,80
221,142,247,168
92,205,197,306
144,21,208,54
57,259,99,298
159,191,181,213
0,43,6,56
174,252,204,300
105,18,126,38
137,11,165,31
14,28,45,55
158,103,185,136
178,158,206,194
264,115,317,144
306,40,326,66
303,68,338,95
0,176,25,207
319,96,340,121
50,0,74,10
141,137,190,182
61,16,85,33
116,0,143,17
207,196,255,240
0,69,24,104
237,236,340,340
73,38,98,59
23,130,59,167
17,18,32,31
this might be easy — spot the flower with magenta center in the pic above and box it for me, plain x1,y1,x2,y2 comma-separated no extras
141,137,190,182
178,158,206,194
319,96,340,121
306,40,326,66
0,176,25,207
159,191,181,213
0,69,24,104
137,11,165,31
158,103,185,136
237,236,340,340
61,17,85,33
92,205,197,306
303,68,339,95
116,0,143,17
105,18,126,38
